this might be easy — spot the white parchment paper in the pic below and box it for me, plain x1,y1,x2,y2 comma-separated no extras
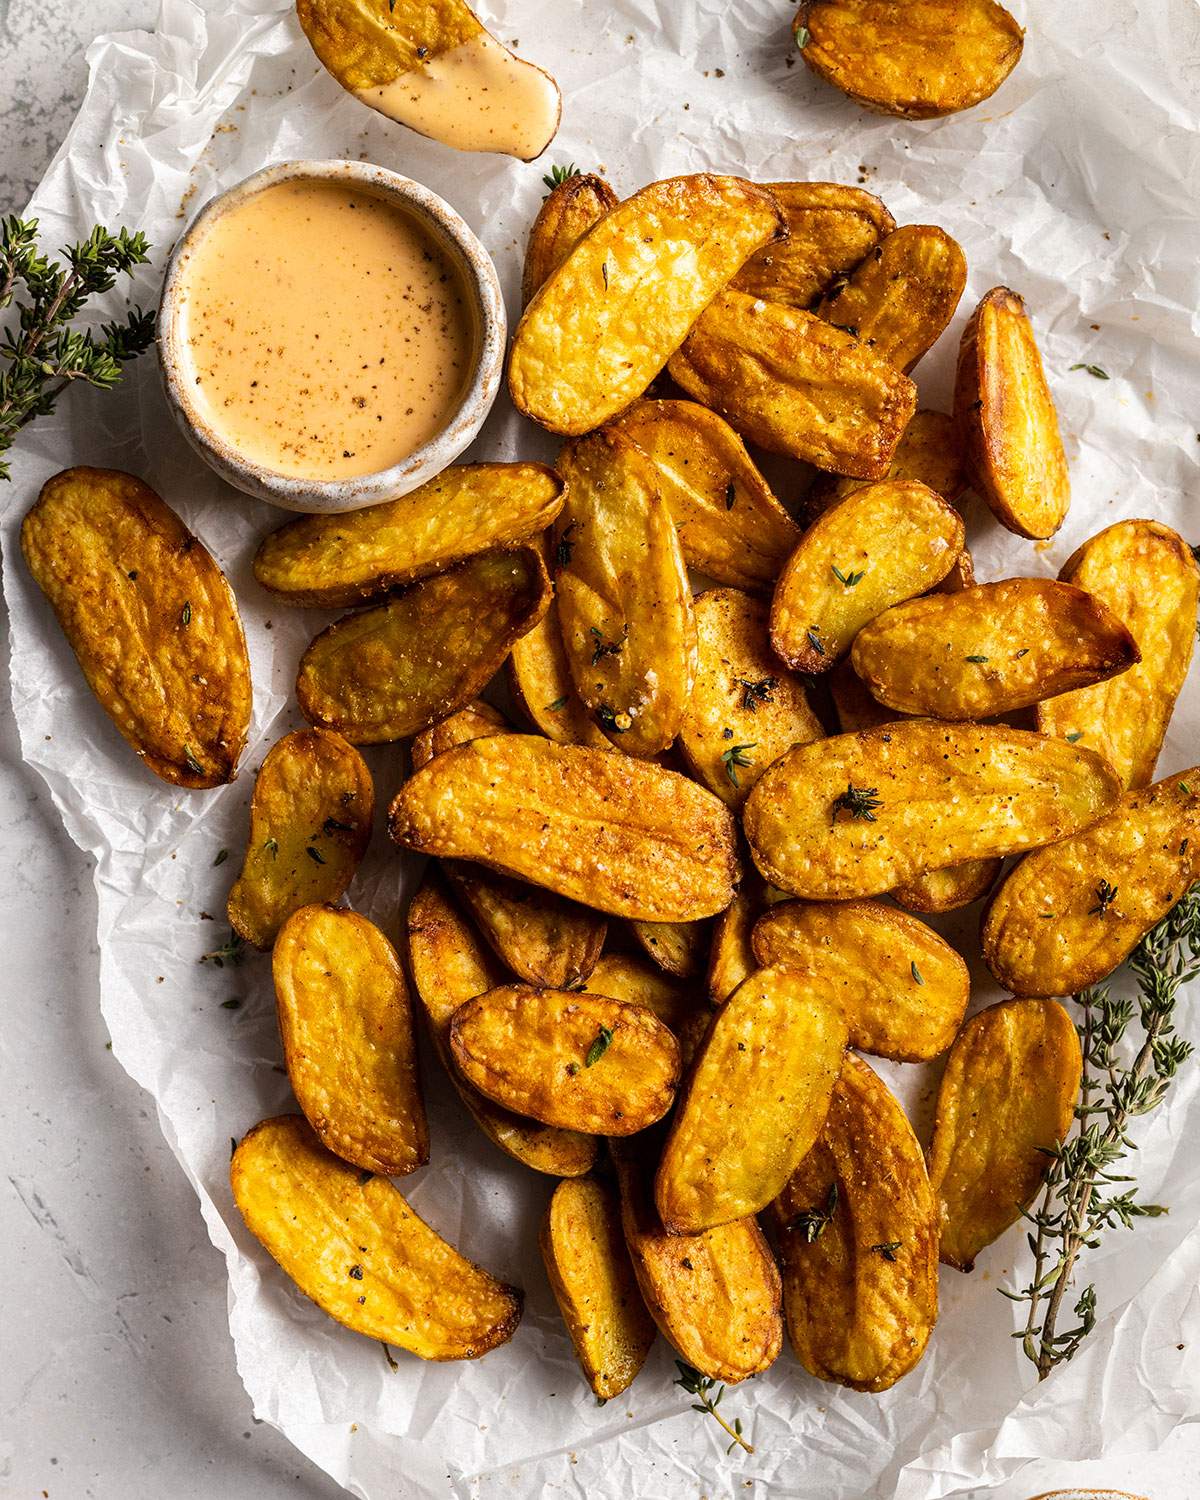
4,1,1200,1494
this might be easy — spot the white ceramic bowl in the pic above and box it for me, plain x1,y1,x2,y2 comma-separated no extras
157,159,506,513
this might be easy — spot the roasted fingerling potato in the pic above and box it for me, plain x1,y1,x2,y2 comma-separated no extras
707,879,767,1004
583,952,702,1039
626,919,709,980
803,408,968,519
522,171,619,305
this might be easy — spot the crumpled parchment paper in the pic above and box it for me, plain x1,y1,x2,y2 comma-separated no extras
3,1,1200,1494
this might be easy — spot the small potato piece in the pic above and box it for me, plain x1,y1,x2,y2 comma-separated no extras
296,547,549,744
21,466,250,788
449,986,681,1135
231,1115,521,1356
796,0,1024,119
1038,520,1200,788
804,409,967,519
391,736,739,921
523,172,619,306
273,905,426,1175
627,919,709,980
656,966,847,1232
669,290,917,478
851,579,1140,720
929,999,1081,1271
410,698,507,767
955,287,1070,540
772,1054,937,1391
584,953,698,1036
743,722,1122,901
707,881,766,1004
752,900,968,1061
981,771,1200,997
509,174,785,434
771,480,964,673
610,400,801,592
540,1177,656,1398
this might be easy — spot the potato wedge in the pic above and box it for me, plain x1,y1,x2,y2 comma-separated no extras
929,999,1081,1271
522,172,619,306
21,466,250,788
509,175,785,434
669,290,917,478
796,0,1024,119
655,966,847,1232
540,1176,656,1399
405,873,596,1176
583,952,697,1034
449,985,681,1134
707,880,765,1004
770,479,964,673
804,408,968,520
296,546,549,744
955,287,1070,539
851,579,1140,720
273,905,426,1175
772,1054,937,1391
743,722,1122,901
410,698,507,767
627,919,708,980
1038,520,1200,788
231,1115,521,1355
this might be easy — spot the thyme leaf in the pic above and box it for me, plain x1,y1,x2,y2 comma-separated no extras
673,1361,753,1455
1069,362,1110,380
786,1181,838,1242
831,782,883,825
721,742,757,787
541,162,580,194
735,676,776,712
831,564,865,587
585,1024,614,1067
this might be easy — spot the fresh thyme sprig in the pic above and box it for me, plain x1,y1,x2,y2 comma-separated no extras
831,782,883,825
542,162,580,194
673,1360,753,1454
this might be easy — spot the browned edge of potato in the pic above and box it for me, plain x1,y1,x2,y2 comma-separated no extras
803,408,967,520
523,171,619,306
626,918,709,979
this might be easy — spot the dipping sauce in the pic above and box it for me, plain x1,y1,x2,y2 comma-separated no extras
177,179,477,481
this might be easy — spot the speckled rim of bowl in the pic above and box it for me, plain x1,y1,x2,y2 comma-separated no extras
157,159,506,514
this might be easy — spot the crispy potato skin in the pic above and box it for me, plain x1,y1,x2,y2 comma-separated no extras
752,900,968,1061
804,408,967,519
981,771,1200,997
540,1177,656,1398
955,287,1069,540
772,1054,937,1391
851,578,1141,720
743,722,1122,901
410,698,508,768
928,999,1081,1272
583,952,703,1039
449,985,681,1135
21,466,251,788
770,479,964,673
391,736,739,921
1038,520,1200,788
509,174,785,434
626,919,709,980
669,290,917,478
227,729,373,949
231,1114,522,1356
707,881,765,1004
273,905,427,1175
656,966,847,1232
522,173,619,307
296,0,480,90
296,547,549,744
796,0,1024,119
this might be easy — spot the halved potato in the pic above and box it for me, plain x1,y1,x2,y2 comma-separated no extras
273,905,426,1175
743,722,1122,901
928,999,1081,1271
232,1115,521,1356
770,479,964,672
955,287,1070,539
1037,520,1200,788
772,1054,937,1391
627,920,708,980
410,698,507,767
796,0,1024,118
804,408,967,519
583,952,699,1036
296,547,549,744
707,880,766,1004
21,467,251,788
733,182,895,309
509,174,785,434
523,172,619,306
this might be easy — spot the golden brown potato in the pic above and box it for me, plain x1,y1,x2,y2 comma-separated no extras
583,952,700,1037
609,400,801,592
391,735,739,921
449,985,681,1135
405,874,596,1176
21,467,250,788
770,479,964,673
509,174,785,434
707,880,766,1004
928,999,1081,1271
804,408,968,520
772,1054,937,1391
523,172,619,306
296,547,549,744
540,1176,656,1398
851,578,1140,720
981,770,1200,997
795,0,1024,119
733,182,895,309
410,698,507,766
955,287,1070,539
626,919,709,980
232,1115,521,1355
1038,520,1200,788
752,900,968,1061
273,905,427,1175
743,721,1122,901
669,290,917,478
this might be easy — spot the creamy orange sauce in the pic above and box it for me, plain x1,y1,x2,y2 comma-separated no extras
178,180,477,481
358,32,560,161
